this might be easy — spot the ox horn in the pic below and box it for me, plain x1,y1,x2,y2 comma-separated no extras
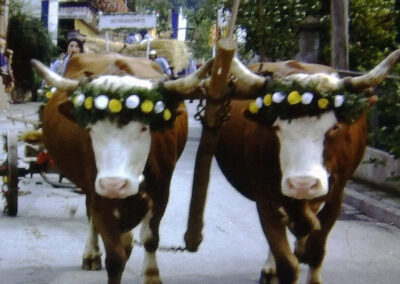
31,59,79,91
340,49,400,91
162,59,214,99
229,57,267,99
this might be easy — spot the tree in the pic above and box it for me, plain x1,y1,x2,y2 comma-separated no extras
236,0,321,61
348,0,397,70
184,0,322,61
7,11,57,100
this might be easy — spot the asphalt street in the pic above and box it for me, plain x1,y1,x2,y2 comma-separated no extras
0,102,399,284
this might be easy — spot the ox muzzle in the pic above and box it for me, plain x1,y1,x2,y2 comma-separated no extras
96,174,145,199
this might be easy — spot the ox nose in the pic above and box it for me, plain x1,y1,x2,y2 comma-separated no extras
99,177,128,192
285,176,322,199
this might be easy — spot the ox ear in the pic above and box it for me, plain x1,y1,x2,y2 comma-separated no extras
367,95,378,106
174,105,186,116
58,100,77,123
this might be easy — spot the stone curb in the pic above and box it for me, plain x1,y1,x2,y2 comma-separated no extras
344,187,400,228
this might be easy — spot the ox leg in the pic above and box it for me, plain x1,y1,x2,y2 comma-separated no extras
91,209,134,284
260,251,279,284
301,196,343,284
82,218,102,270
295,235,325,283
101,229,133,284
140,210,162,284
257,203,299,284
294,235,308,263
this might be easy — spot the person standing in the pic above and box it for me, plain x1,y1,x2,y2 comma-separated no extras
148,49,172,78
50,38,84,76
3,49,15,94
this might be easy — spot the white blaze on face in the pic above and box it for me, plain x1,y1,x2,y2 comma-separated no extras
274,111,338,199
89,119,151,199
82,75,156,199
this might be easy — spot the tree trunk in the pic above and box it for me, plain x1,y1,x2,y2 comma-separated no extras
331,0,349,69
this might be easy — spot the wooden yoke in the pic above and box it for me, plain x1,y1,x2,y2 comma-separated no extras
185,0,239,252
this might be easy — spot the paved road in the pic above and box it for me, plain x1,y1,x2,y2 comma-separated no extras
0,102,400,283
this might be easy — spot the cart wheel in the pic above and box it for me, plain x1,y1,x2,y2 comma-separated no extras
5,131,18,216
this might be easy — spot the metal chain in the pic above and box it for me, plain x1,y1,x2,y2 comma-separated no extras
194,99,206,122
193,93,232,126
133,239,188,253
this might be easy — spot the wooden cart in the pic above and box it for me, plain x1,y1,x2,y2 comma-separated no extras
1,116,75,216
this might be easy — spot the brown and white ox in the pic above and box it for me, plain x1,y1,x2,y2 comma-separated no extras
32,53,212,284
213,51,400,284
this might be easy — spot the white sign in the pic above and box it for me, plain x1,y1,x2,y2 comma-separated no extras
98,14,157,30
59,6,96,24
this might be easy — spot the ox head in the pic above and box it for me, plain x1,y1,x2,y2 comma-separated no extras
231,50,400,200
32,58,212,199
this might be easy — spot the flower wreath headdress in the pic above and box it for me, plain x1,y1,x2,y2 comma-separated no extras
246,79,372,125
41,82,177,130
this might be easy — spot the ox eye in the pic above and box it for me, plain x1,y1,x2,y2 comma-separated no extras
141,126,148,132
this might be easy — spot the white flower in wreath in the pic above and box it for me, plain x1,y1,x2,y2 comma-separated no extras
74,93,85,106
255,97,263,108
94,95,109,110
334,95,345,108
301,92,314,104
272,91,285,103
154,101,165,113
125,94,140,109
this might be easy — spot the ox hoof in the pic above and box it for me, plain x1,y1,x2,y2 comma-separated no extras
143,268,162,284
259,271,278,284
184,231,202,252
82,256,102,271
144,280,162,284
143,277,162,284
294,249,308,264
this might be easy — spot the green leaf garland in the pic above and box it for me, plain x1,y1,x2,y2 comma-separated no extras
247,80,370,125
69,84,176,130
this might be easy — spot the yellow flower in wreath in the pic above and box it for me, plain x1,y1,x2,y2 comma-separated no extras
109,99,123,113
263,94,272,106
141,100,154,113
249,101,259,114
163,109,172,121
288,91,302,105
318,98,329,109
84,97,93,110
45,91,54,99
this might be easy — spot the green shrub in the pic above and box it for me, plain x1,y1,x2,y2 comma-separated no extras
368,80,400,159
7,12,58,99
